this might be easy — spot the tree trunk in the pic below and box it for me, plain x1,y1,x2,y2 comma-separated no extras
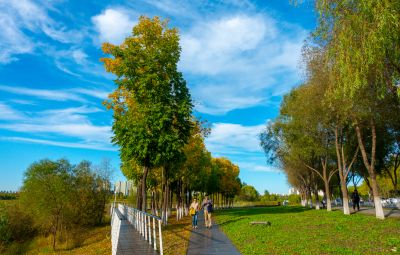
314,187,320,210
324,180,332,211
335,126,350,215
161,167,168,224
306,188,313,208
137,181,142,209
355,122,385,219
322,161,332,211
141,166,149,212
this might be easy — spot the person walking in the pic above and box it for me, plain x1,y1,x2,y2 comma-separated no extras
189,198,199,229
202,195,213,229
351,189,360,211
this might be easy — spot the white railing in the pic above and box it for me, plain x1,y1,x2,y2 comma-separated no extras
117,204,163,255
111,206,122,255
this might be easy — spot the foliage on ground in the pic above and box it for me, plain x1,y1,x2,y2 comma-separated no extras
215,206,400,255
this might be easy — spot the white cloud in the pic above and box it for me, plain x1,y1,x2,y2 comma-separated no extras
206,123,265,154
180,15,273,75
92,8,136,45
180,14,307,115
0,102,26,120
236,162,281,173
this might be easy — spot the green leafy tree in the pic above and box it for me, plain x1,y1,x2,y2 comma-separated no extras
19,159,111,250
101,16,193,211
239,185,260,201
20,159,73,250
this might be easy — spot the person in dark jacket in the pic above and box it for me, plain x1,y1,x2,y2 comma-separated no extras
351,189,360,211
201,195,213,229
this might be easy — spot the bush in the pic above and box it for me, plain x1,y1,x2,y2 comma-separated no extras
0,202,36,245
288,194,301,205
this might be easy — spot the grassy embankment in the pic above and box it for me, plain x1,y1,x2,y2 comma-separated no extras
214,206,400,255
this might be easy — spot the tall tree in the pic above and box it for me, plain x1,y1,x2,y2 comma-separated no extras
101,16,193,211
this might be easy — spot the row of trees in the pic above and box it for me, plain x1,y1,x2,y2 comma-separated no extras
102,16,241,222
261,0,400,219
0,159,112,250
0,192,18,200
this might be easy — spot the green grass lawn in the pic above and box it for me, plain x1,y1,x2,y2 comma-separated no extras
214,206,400,255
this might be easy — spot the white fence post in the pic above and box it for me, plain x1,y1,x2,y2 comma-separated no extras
158,219,163,255
148,215,152,245
153,217,157,251
144,213,148,241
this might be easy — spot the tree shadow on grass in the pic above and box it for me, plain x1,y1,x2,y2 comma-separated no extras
216,206,312,217
217,216,250,226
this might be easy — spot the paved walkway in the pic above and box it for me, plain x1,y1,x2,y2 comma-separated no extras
351,207,400,218
116,219,158,255
187,211,241,255
332,206,400,218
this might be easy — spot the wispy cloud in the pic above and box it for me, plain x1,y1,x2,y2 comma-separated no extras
0,102,113,149
0,85,86,102
0,85,110,102
0,102,26,120
1,137,116,151
0,0,84,63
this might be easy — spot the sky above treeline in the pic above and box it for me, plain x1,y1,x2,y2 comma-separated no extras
0,0,316,194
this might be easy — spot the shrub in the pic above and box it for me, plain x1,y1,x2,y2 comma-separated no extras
0,202,36,245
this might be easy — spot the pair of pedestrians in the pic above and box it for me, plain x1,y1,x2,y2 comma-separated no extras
189,195,213,229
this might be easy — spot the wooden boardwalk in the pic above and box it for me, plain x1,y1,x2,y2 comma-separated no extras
115,219,159,255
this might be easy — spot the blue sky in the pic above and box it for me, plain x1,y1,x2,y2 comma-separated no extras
0,0,316,194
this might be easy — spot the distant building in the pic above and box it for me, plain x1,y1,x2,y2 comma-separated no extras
288,187,300,195
114,180,134,196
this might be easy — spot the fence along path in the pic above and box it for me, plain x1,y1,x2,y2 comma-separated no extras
111,203,163,255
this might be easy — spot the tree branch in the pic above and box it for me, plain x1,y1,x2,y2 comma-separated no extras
328,169,339,182
304,163,324,181
344,147,359,178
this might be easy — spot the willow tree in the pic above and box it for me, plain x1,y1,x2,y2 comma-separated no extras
102,16,193,211
314,0,400,219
